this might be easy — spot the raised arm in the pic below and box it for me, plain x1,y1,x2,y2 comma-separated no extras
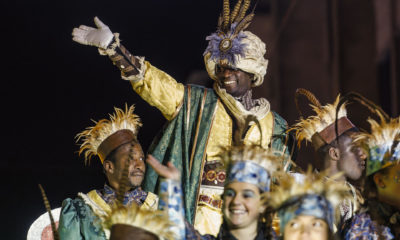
72,17,185,120
146,155,185,239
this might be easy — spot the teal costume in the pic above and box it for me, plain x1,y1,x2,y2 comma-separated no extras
59,197,106,240
144,85,295,224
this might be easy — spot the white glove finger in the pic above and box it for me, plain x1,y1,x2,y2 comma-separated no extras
94,16,108,29
78,25,95,31
72,36,89,45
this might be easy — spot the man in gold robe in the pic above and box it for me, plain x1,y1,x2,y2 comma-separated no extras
71,1,296,235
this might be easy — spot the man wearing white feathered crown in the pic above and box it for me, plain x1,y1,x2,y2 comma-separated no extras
71,0,296,236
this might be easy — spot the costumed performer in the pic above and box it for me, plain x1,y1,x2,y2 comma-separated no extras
290,89,367,227
147,144,284,240
58,105,158,239
71,0,296,236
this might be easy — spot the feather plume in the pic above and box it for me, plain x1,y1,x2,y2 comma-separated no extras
223,0,231,31
263,169,351,223
230,0,243,23
102,203,176,240
335,92,389,122
76,104,142,164
353,116,400,156
38,184,60,240
217,14,224,31
295,88,322,118
290,95,347,146
219,144,285,174
334,92,390,147
236,0,251,23
233,13,255,37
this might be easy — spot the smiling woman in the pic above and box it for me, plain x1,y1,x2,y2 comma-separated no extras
147,144,284,240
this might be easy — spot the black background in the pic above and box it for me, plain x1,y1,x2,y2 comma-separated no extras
1,0,228,239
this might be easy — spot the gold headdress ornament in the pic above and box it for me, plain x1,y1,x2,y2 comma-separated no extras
76,104,142,164
291,88,355,150
204,0,269,87
263,169,351,232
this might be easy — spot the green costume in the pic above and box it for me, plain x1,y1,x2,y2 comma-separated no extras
144,85,295,224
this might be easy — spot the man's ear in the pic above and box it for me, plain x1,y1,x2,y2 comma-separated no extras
373,172,386,189
103,160,114,174
328,147,340,161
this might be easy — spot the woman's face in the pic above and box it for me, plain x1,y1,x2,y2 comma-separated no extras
283,215,329,240
222,182,264,229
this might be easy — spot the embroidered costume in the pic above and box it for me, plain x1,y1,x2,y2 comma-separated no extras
71,1,296,236
343,113,400,240
58,105,158,239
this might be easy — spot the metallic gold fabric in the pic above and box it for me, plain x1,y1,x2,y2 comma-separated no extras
194,189,223,236
130,61,185,121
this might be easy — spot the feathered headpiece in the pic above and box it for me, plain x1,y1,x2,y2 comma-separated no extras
76,104,142,164
204,0,268,87
353,115,400,176
102,203,176,240
220,144,284,192
333,92,396,176
291,89,355,150
263,170,350,233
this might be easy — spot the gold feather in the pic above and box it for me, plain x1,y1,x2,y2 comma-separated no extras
233,13,255,37
235,0,251,23
76,104,142,164
116,159,130,205
217,14,224,31
336,92,389,122
295,88,322,118
102,203,177,240
290,95,347,147
230,0,243,23
263,169,351,225
353,116,400,154
38,184,60,240
223,0,231,31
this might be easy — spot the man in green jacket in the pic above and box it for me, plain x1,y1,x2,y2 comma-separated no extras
58,105,158,239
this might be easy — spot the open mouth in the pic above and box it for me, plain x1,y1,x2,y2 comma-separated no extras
223,80,236,85
229,209,246,215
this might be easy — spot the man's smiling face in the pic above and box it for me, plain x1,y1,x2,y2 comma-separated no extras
215,64,253,98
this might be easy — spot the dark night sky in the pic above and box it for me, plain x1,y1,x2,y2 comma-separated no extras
1,0,226,238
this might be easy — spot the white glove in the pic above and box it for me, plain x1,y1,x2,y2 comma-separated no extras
72,16,114,49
